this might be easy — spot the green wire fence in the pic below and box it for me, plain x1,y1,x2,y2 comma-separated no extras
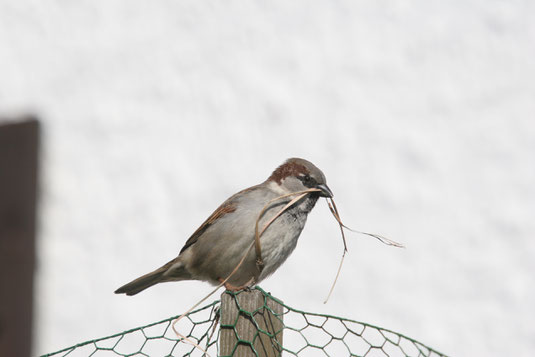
41,287,448,357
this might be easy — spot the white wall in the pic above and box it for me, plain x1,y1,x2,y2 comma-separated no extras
1,1,534,356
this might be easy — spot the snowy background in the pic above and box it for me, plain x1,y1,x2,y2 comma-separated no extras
1,1,534,356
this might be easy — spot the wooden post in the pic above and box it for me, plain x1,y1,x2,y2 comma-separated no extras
0,117,39,357
219,289,284,357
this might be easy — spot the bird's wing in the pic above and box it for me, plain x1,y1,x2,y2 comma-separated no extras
179,185,260,254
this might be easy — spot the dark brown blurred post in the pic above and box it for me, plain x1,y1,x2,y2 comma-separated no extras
0,117,39,357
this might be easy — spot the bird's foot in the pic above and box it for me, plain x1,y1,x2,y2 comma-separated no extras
219,277,255,292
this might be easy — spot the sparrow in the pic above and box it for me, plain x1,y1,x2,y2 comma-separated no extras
115,158,333,295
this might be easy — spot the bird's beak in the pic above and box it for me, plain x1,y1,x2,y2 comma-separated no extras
317,183,333,198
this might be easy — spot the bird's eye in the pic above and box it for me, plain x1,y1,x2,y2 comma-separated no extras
299,174,315,187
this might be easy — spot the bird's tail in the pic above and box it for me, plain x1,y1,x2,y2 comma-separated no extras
114,266,167,296
115,257,191,295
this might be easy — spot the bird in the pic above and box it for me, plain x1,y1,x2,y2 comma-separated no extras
115,158,333,296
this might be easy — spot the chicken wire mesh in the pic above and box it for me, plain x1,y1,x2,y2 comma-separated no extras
41,287,448,357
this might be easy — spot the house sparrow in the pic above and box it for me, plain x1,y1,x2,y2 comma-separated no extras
115,158,332,295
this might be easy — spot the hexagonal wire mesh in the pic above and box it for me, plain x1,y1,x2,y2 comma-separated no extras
41,287,448,357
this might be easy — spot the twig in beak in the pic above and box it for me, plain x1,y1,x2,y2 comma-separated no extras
328,198,404,248
323,197,348,303
323,197,404,303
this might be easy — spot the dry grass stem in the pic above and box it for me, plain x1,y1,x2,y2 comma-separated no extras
172,187,403,344
323,197,348,303
171,320,210,356
323,250,346,304
323,197,404,303
328,199,404,248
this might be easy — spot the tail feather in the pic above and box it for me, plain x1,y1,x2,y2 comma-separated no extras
115,267,166,296
115,259,190,296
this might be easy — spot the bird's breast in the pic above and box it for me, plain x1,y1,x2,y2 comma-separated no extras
256,200,314,281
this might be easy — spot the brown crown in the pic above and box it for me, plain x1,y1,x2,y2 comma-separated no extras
268,159,310,184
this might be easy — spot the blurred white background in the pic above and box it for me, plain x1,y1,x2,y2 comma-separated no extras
1,1,534,356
